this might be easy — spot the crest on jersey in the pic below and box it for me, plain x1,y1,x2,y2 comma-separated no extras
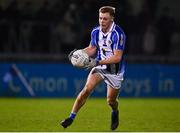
107,40,112,46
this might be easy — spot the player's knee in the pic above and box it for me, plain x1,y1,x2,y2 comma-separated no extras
79,84,92,97
76,88,90,103
77,89,88,102
107,98,116,106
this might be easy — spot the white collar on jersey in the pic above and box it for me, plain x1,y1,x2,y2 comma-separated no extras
100,22,115,36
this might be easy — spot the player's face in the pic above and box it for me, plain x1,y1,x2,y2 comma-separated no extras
99,12,113,32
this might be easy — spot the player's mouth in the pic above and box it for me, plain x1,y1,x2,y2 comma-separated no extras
101,24,106,28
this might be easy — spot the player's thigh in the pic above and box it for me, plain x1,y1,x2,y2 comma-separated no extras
107,85,120,101
85,71,103,92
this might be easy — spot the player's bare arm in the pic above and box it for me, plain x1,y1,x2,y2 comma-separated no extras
83,44,97,57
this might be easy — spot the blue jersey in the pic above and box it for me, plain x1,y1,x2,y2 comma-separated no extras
90,22,126,74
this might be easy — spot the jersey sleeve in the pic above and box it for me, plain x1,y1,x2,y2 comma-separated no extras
112,30,126,51
90,28,98,47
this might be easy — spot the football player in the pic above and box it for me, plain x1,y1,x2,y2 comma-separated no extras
61,6,126,130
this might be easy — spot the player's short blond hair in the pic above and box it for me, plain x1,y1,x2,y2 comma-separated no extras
99,6,115,17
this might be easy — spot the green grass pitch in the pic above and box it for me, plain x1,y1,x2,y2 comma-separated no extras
0,98,179,132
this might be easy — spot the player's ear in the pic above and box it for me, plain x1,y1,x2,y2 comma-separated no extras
111,17,114,22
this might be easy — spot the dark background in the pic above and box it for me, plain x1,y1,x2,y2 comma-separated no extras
0,0,180,63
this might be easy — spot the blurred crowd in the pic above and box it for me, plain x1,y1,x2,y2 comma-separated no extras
0,0,180,56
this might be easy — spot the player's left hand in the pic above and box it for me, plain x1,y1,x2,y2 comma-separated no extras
84,58,99,70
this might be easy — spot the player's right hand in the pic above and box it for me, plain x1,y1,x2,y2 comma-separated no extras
68,49,77,61
84,58,99,70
